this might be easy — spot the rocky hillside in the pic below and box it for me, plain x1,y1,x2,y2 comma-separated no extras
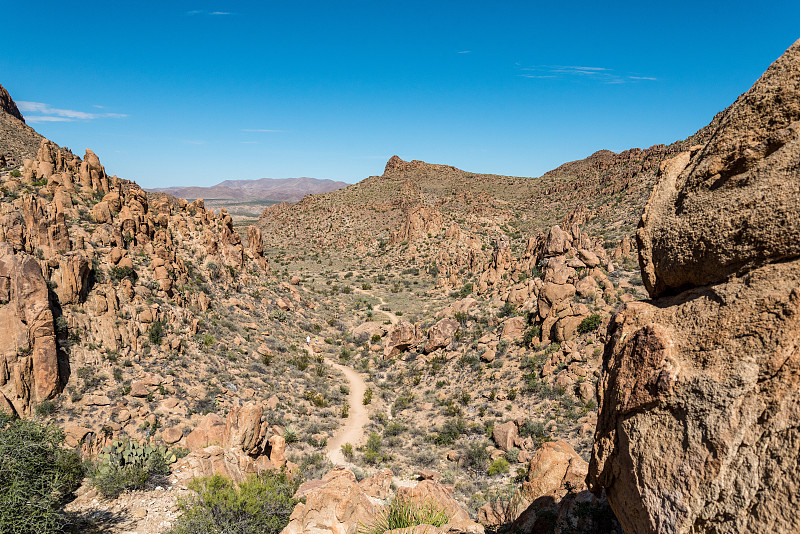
0,84,362,514
589,38,800,533
0,83,46,167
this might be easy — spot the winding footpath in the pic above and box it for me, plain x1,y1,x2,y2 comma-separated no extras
324,357,370,465
354,288,400,325
306,341,370,465
319,289,399,465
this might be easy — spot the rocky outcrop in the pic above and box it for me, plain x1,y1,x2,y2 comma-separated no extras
174,401,286,484
637,39,800,298
391,204,444,244
491,441,618,534
0,83,24,122
0,242,61,415
589,39,800,534
282,467,382,534
383,320,421,358
424,318,459,353
282,467,483,534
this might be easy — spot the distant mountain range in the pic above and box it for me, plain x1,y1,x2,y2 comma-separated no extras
148,176,350,203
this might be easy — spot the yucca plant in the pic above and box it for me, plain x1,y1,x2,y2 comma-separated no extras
358,496,449,534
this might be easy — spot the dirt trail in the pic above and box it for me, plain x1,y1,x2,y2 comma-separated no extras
307,343,370,465
354,288,399,325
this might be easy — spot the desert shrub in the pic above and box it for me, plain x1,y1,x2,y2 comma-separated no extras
577,314,602,334
383,421,406,437
457,282,473,298
9,169,22,178
523,325,541,347
462,440,490,471
342,443,354,459
519,419,551,447
391,393,414,415
488,457,510,476
149,320,165,345
166,470,299,534
109,265,137,283
363,387,373,405
363,432,385,465
298,452,332,480
0,415,84,534
434,417,466,445
370,334,382,344
358,496,449,534
497,301,516,318
90,439,177,498
283,426,299,443
35,398,58,416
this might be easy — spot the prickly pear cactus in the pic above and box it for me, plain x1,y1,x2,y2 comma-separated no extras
98,438,179,470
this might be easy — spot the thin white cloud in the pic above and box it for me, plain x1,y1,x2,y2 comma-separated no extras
241,128,285,132
17,101,127,122
187,9,231,16
518,65,657,84
26,116,75,123
457,50,471,54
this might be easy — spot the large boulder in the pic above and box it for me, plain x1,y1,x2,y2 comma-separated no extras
424,318,459,353
492,421,518,452
383,320,420,358
282,469,483,534
281,467,381,534
175,402,284,484
0,243,61,415
637,38,800,298
589,262,800,534
589,40,800,534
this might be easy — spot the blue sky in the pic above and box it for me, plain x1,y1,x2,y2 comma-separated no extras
2,1,799,187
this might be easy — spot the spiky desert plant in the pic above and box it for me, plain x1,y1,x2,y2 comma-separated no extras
357,496,449,534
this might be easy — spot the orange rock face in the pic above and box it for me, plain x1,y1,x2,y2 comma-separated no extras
0,242,61,415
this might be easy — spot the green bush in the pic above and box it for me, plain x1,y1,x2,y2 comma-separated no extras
149,320,165,345
35,399,58,416
434,417,466,445
166,470,299,534
109,265,137,283
0,415,84,534
358,496,449,534
497,301,516,318
488,457,510,476
577,314,602,334
462,441,490,471
458,282,473,298
90,439,177,498
283,426,298,443
363,432,384,465
523,325,541,347
363,387,373,405
9,169,22,178
342,443,354,459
